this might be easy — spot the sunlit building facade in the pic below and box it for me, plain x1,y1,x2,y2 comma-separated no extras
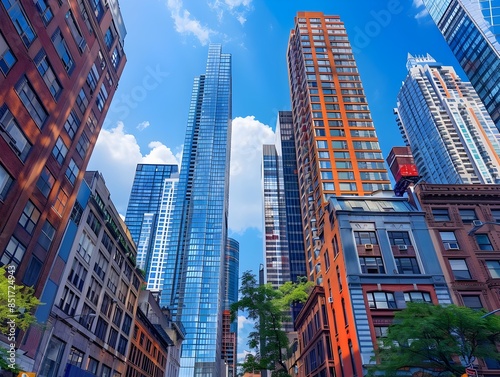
422,0,500,130
160,44,232,377
396,53,500,184
125,164,179,293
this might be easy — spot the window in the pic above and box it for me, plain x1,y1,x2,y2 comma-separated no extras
122,314,132,335
340,182,357,191
95,316,108,342
78,232,95,263
112,305,122,327
58,286,79,316
34,50,61,99
52,137,68,165
76,89,88,114
117,336,127,355
51,29,74,74
39,337,65,377
96,84,108,111
107,268,119,294
76,132,90,158
65,159,79,185
475,234,493,251
491,210,500,223
367,292,397,309
1,0,36,47
15,76,47,128
486,260,500,278
108,328,118,348
104,27,115,50
87,358,99,375
450,259,472,280
324,249,330,271
65,10,85,51
374,326,389,346
91,0,105,21
404,291,432,303
395,257,421,274
0,105,32,162
86,277,101,305
0,33,16,75
36,167,54,198
64,111,80,140
38,220,55,250
100,293,113,317
53,188,68,216
354,231,378,245
86,64,99,92
22,256,42,286
459,209,477,223
462,295,483,310
111,46,122,69
117,281,127,303
68,347,84,367
34,0,53,25
68,259,87,291
359,257,385,274
1,236,26,268
18,200,40,234
439,231,459,250
94,252,108,281
388,231,412,246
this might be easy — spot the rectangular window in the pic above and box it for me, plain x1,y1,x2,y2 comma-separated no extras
53,188,68,216
0,33,16,75
68,259,87,292
87,358,98,375
68,347,84,367
86,64,99,92
388,231,412,246
112,306,122,327
0,105,31,162
91,0,105,21
432,208,451,221
38,220,55,250
450,259,472,280
354,231,378,245
64,111,81,140
486,260,500,278
111,46,122,69
459,209,477,224
439,231,459,250
58,286,79,316
367,291,396,309
86,277,101,305
1,0,36,47
15,76,48,128
34,49,62,99
94,316,108,342
395,257,421,274
96,84,108,111
462,295,483,310
34,0,53,25
22,256,42,286
36,166,54,198
52,137,68,165
76,89,89,114
65,10,86,51
359,257,385,274
65,159,79,185
117,336,127,356
1,236,26,268
491,210,500,223
94,252,108,280
107,268,119,294
121,314,132,335
52,29,74,74
404,291,431,303
100,293,113,317
104,27,115,50
18,200,40,235
78,232,95,263
108,328,118,348
476,234,494,251
76,133,90,159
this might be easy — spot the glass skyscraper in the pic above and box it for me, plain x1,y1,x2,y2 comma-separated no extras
160,44,232,377
125,164,179,293
223,237,239,377
396,53,500,184
422,0,500,130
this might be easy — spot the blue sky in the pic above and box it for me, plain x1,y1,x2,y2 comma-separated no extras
88,0,465,360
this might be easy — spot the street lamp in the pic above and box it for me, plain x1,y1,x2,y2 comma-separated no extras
467,220,499,236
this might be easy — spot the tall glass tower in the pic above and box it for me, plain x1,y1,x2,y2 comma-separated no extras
125,164,179,293
396,53,500,184
223,237,239,377
422,0,500,130
160,44,232,377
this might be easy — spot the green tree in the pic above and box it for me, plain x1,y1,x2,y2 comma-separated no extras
231,271,313,377
0,266,41,373
367,303,500,377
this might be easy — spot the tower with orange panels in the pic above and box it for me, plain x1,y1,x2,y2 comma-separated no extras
286,12,451,377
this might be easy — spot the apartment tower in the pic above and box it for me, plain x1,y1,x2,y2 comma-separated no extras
421,0,500,130
160,44,232,377
287,11,391,283
125,163,179,293
396,53,500,184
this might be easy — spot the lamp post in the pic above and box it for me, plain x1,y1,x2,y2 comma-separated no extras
467,220,499,236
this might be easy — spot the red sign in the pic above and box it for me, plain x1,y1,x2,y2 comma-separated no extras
465,367,477,377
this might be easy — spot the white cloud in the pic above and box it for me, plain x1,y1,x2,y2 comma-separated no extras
88,122,180,214
237,315,255,362
137,121,150,131
224,0,252,9
208,0,252,25
229,116,275,233
236,15,246,25
167,0,215,45
412,0,429,19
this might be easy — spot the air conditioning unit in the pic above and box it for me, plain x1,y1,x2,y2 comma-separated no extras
364,244,374,250
328,297,333,303
444,242,460,250
398,245,408,251
472,220,483,227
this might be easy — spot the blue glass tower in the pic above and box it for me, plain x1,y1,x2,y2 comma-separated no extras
422,0,500,130
125,164,179,293
160,44,232,377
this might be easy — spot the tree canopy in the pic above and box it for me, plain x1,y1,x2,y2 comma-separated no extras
367,303,500,377
230,271,313,377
